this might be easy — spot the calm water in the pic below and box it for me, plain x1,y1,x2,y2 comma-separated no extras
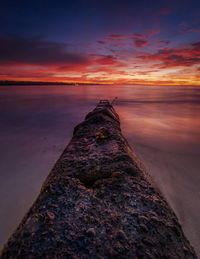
0,85,200,256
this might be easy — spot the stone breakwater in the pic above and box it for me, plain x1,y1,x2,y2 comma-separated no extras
0,101,197,258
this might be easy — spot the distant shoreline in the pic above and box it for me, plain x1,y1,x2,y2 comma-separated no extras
0,81,102,86
1,81,199,87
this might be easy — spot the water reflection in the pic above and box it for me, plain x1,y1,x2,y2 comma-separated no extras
117,101,200,152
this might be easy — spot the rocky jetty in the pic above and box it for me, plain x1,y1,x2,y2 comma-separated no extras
0,100,197,258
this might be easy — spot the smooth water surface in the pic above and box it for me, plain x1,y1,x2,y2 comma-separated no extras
0,85,200,256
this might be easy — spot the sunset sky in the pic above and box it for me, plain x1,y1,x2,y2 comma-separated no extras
1,0,200,85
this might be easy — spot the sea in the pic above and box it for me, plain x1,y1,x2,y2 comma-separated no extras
0,84,200,256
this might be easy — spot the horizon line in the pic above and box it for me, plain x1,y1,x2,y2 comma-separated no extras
1,80,200,87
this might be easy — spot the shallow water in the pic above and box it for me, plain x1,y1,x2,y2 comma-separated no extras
0,84,200,256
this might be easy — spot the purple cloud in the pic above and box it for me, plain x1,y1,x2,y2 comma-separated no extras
134,39,148,48
0,34,89,66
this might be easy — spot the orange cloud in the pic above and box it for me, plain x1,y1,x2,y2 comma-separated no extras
1,33,200,86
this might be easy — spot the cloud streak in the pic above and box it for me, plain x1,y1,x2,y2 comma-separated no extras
0,34,89,66
137,42,200,68
1,32,200,85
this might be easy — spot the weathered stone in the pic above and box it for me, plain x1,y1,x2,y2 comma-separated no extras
46,211,55,220
86,228,96,237
0,100,197,258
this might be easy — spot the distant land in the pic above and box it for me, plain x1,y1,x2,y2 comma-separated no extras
0,81,102,86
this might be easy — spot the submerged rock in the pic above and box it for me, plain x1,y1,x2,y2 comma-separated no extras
0,100,197,258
